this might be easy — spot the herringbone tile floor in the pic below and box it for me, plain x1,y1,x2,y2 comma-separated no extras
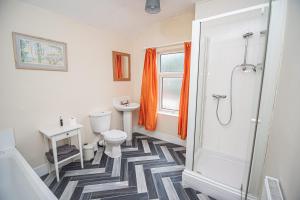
41,132,215,200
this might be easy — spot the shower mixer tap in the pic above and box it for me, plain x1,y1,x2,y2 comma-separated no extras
240,64,257,72
212,94,227,99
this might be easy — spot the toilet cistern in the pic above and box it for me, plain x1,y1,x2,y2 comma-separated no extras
89,111,127,158
113,96,140,143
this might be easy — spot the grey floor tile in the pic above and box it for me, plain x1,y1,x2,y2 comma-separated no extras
144,169,158,199
135,165,148,193
82,181,128,193
101,192,148,200
173,182,190,200
60,181,78,200
153,173,168,200
162,177,180,200
70,187,83,200
128,162,137,186
90,186,137,199
40,133,216,200
185,188,200,200
54,177,71,198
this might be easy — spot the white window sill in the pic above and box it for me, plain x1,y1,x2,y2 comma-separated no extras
158,110,178,117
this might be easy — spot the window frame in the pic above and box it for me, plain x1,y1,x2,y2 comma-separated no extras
157,49,184,115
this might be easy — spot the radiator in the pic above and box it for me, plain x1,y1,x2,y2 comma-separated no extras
261,176,284,200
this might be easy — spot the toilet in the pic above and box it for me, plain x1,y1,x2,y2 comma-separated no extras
89,111,127,158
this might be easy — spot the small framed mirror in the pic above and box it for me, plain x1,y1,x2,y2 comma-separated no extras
112,51,131,81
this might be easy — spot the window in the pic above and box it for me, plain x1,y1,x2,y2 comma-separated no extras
158,51,184,115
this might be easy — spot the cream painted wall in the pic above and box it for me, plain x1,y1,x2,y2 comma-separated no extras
0,0,132,167
195,0,265,19
264,0,300,199
131,11,194,138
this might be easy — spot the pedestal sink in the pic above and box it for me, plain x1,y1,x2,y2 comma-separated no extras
113,97,140,144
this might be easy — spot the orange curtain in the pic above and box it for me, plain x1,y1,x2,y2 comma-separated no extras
138,48,158,131
178,42,191,140
115,54,122,79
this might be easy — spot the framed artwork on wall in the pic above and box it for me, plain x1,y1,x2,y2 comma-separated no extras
12,32,68,71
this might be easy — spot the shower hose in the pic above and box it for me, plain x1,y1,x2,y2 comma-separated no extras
215,65,242,126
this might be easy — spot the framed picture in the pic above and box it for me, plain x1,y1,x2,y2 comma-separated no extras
12,32,68,71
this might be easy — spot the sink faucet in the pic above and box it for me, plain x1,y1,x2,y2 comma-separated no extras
121,100,129,106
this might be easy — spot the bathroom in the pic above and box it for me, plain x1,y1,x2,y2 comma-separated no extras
0,0,299,200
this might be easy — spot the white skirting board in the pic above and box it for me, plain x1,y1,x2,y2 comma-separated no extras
36,126,186,176
133,126,186,147
182,169,257,200
34,163,49,177
34,159,74,177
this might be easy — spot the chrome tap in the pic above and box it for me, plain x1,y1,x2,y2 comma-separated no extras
121,100,129,106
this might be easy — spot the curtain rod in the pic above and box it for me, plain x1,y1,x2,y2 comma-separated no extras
143,40,191,50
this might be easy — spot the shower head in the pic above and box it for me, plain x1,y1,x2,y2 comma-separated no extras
243,32,254,38
241,32,255,69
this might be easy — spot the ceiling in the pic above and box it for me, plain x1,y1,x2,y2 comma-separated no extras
19,0,195,33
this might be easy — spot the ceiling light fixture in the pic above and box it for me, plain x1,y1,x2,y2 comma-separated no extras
145,0,160,14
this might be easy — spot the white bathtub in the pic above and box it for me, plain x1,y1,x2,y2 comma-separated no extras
0,129,57,200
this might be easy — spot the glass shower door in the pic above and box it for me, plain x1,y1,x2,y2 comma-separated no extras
192,6,270,199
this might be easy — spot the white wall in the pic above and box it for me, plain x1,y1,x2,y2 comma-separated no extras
264,0,300,199
0,0,132,167
195,0,265,19
131,11,194,139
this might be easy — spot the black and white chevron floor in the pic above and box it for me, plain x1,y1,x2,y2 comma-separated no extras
41,132,215,200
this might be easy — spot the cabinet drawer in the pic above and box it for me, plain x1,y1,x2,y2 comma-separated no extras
53,130,77,141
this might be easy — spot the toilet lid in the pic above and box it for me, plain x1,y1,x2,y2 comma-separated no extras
103,130,127,141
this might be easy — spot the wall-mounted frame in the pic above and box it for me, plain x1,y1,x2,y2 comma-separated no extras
12,32,68,71
112,51,131,81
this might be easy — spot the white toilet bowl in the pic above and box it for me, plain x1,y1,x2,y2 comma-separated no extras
102,130,127,158
89,111,127,158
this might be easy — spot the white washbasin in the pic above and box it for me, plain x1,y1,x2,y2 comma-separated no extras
114,102,140,112
113,96,139,144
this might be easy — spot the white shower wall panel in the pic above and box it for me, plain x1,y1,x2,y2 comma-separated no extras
201,13,266,162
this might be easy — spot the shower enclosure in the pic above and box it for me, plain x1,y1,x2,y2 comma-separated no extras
183,1,286,200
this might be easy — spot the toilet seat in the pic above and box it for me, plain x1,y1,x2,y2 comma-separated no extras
102,129,127,142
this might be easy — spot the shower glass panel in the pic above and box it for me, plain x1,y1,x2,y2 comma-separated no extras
192,6,269,199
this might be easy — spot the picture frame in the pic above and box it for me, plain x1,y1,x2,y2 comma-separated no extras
12,32,68,71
